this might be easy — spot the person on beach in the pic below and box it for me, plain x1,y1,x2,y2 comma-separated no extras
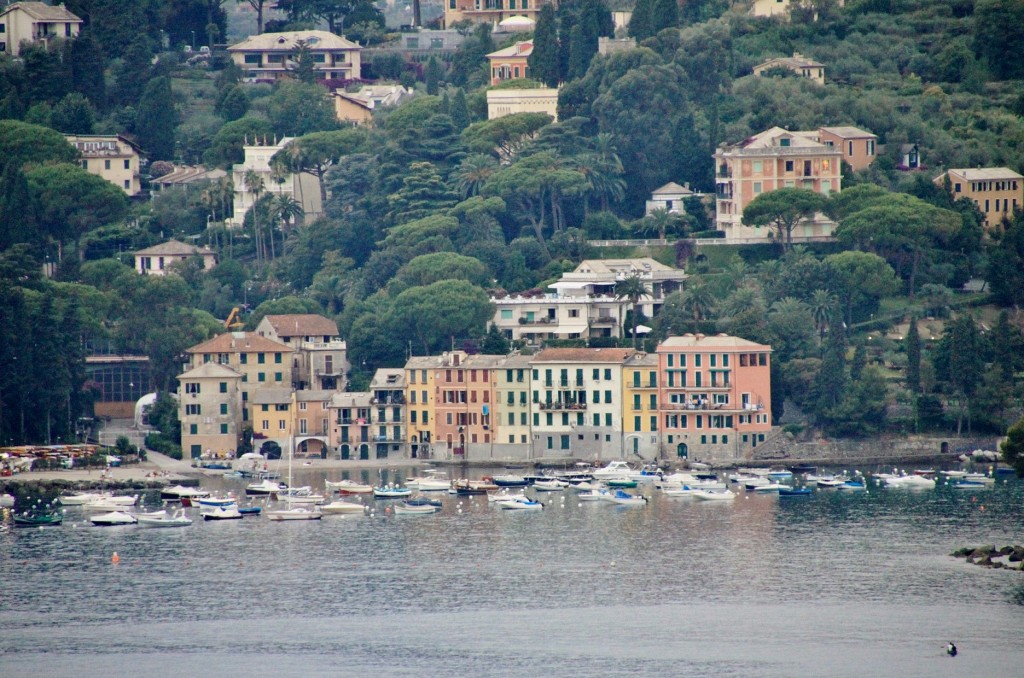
946,642,957,657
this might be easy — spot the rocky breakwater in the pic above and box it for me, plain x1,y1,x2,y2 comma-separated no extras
952,545,1024,571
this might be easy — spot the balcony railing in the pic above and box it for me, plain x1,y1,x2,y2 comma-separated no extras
556,378,585,387
519,317,556,325
539,401,588,411
591,316,617,325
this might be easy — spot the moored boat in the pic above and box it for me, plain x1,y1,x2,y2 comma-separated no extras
57,492,102,506
491,473,529,487
245,479,288,496
393,500,439,515
373,485,412,498
160,485,209,501
201,506,243,520
487,489,527,503
321,500,366,515
591,460,643,482
602,489,648,506
325,479,373,494
496,497,543,511
778,487,813,497
89,510,138,526
691,488,736,501
885,475,935,489
532,479,570,491
13,512,63,527
266,507,323,521
137,510,192,528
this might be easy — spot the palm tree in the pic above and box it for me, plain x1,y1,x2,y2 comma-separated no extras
243,169,265,265
268,194,304,255
615,273,649,348
635,208,682,241
719,287,764,319
770,296,810,318
681,281,715,324
453,153,498,198
809,289,838,340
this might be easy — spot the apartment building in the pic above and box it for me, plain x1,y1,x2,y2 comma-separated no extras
934,167,1023,229
294,390,333,457
177,362,243,459
369,368,406,459
66,135,143,196
0,2,81,56
713,126,842,241
529,348,635,459
444,0,550,30
817,126,877,172
493,353,534,459
228,30,361,82
255,314,347,390
404,360,435,460
622,352,660,460
226,137,323,227
328,391,373,460
656,333,772,461
250,387,294,456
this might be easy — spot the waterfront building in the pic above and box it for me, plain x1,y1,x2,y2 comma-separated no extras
622,352,660,460
184,332,293,425
714,126,842,241
294,389,333,458
227,30,361,82
328,391,373,460
65,135,143,196
493,353,535,459
177,362,243,459
134,240,217,276
255,314,348,390
933,167,1023,230
404,359,436,460
656,333,772,461
369,368,406,459
0,2,81,56
250,387,294,457
528,348,635,459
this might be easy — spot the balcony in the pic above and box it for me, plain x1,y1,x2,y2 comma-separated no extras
591,316,617,326
539,401,588,411
663,402,761,412
519,316,556,325
371,393,405,405
717,167,732,178
556,378,585,387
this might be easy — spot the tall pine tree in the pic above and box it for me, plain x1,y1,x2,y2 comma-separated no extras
651,0,679,34
629,0,655,41
529,4,561,87
450,88,471,131
905,317,921,393
135,76,178,161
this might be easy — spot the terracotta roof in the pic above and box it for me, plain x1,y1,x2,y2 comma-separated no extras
657,333,772,350
3,2,82,22
177,363,241,380
532,348,636,363
228,30,360,53
262,314,339,338
187,332,292,354
135,240,214,257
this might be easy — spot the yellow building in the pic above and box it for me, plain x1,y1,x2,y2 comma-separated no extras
622,352,660,460
405,358,436,460
935,167,1023,230
66,135,143,196
486,88,559,121
250,388,294,457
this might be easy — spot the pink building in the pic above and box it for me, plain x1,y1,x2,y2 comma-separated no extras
656,333,772,461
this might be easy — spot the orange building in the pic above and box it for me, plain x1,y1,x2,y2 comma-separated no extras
817,126,877,172
714,126,842,242
656,333,772,462
934,167,1023,230
486,40,532,85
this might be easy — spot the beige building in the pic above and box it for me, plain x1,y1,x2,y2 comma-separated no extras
404,359,436,460
250,387,294,457
714,126,842,241
817,126,877,172
369,368,407,460
177,362,243,459
752,53,825,84
184,332,294,426
328,391,373,460
935,167,1023,229
622,351,661,460
0,2,81,56
294,390,333,458
486,88,558,121
255,314,348,390
66,135,143,196
134,240,217,276
751,0,845,19
227,137,322,228
227,30,361,81
333,85,409,125
493,353,534,459
529,348,635,459
149,165,227,196
645,182,697,216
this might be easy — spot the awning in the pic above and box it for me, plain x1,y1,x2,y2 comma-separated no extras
631,324,653,335
548,281,589,290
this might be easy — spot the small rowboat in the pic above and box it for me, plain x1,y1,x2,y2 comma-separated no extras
778,487,813,497
373,486,412,499
13,512,63,527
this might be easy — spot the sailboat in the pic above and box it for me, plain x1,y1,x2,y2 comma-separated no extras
266,429,323,522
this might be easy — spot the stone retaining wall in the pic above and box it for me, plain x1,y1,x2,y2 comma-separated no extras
750,434,1000,465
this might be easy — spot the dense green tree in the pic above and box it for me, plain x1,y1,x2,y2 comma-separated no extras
0,120,79,168
135,77,177,161
450,88,472,131
386,162,460,225
0,162,40,251
529,4,561,87
1000,416,1024,477
217,85,249,121
615,273,649,347
987,211,1024,307
462,112,554,159
814,322,848,420
480,324,511,355
387,279,494,354
204,117,274,168
629,0,655,41
973,0,1024,80
394,251,490,290
50,93,96,134
905,317,921,394
272,128,367,204
70,31,107,110
823,251,899,325
267,81,338,137
651,0,679,33
425,56,442,95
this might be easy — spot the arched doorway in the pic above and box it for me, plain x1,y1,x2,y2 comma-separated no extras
260,441,282,460
359,443,369,460
340,444,350,460
676,442,688,459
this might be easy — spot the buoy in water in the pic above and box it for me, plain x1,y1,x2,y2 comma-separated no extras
111,552,120,565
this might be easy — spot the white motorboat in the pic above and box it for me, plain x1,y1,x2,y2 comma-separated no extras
532,479,569,491
276,490,327,506
0,493,14,508
373,485,412,498
592,460,643,482
691,489,736,501
743,477,772,490
753,482,785,493
83,496,140,512
245,479,288,495
393,501,439,515
58,492,102,506
320,500,367,515
570,481,600,492
197,495,238,508
160,485,209,500
940,470,968,479
766,469,793,481
885,475,936,489
602,489,648,507
496,497,543,511
201,506,243,520
816,477,847,488
325,479,373,494
89,510,138,526
266,507,323,521
962,473,995,485
577,489,609,501
662,485,698,497
137,510,193,528
100,494,139,506
487,489,527,503
405,469,450,491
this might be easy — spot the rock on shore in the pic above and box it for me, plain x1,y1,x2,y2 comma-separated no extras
951,545,1024,571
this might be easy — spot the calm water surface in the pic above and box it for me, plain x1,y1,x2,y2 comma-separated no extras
2,468,1023,677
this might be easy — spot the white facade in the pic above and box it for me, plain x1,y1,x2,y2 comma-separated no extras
486,88,559,121
226,137,323,228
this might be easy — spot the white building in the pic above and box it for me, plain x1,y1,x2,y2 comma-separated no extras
0,2,81,56
226,137,322,228
486,88,559,121
645,182,698,216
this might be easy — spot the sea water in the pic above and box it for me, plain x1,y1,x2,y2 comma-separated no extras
1,469,1022,677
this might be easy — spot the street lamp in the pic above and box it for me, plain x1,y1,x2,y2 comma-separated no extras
191,31,196,49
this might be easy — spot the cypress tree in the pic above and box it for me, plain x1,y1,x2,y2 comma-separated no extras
70,31,107,111
450,88,471,131
425,56,442,95
850,341,866,381
905,318,921,393
992,310,1016,383
529,4,561,87
651,0,679,35
629,0,655,41
135,76,178,161
0,161,39,250
814,322,848,419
